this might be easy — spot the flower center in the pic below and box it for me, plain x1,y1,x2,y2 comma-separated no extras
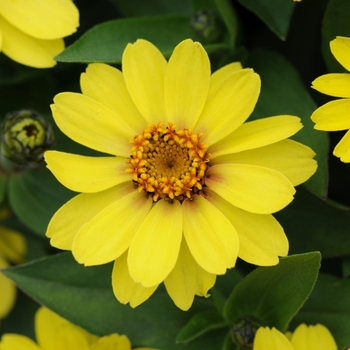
127,123,210,202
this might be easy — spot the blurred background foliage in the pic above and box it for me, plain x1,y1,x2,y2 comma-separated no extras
1,0,350,349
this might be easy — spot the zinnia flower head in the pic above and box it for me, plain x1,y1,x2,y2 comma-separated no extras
0,0,79,68
253,324,337,350
0,207,26,319
311,36,350,162
45,39,317,310
0,306,154,350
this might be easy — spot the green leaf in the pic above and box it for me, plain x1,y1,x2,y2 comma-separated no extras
56,15,229,64
0,172,7,205
247,48,329,197
3,252,225,349
322,0,350,72
176,310,228,343
8,167,73,236
292,274,350,349
236,0,295,40
224,252,321,331
276,187,350,258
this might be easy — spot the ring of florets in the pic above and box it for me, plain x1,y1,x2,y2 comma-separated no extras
126,123,210,203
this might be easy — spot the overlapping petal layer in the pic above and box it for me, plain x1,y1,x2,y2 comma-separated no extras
330,36,350,72
0,334,41,350
206,164,295,214
253,327,294,350
312,73,350,98
165,39,210,129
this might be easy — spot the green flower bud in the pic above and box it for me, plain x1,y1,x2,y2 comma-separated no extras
0,109,54,168
230,317,261,349
190,10,224,43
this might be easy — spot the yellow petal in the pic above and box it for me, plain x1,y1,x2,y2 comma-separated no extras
46,182,135,250
311,98,350,131
330,36,350,72
35,307,95,350
0,334,41,350
72,190,152,266
91,334,132,350
312,73,350,98
209,62,243,96
0,226,26,263
128,200,183,287
209,116,303,158
334,129,350,161
206,164,295,214
0,15,63,68
212,139,317,186
122,39,167,125
0,0,79,40
51,93,133,157
206,189,288,266
165,39,210,129
194,69,260,146
45,151,129,193
253,327,294,350
291,324,337,350
80,63,147,134
183,195,238,274
0,257,16,319
164,239,216,311
112,252,157,307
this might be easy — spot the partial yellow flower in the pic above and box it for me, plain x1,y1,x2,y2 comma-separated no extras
0,0,79,68
0,207,26,319
0,306,154,350
253,324,337,350
45,39,317,310
311,36,350,162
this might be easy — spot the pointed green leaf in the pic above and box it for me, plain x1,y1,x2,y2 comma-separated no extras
247,48,329,197
224,252,321,331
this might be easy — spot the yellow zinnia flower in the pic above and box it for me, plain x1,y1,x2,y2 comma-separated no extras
253,324,337,350
45,39,317,310
0,0,79,68
0,208,26,319
0,306,154,350
311,36,350,162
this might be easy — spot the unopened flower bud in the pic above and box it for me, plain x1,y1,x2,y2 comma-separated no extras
190,10,224,43
230,317,261,349
0,109,54,168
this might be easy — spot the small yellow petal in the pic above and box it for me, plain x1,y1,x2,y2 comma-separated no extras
45,151,129,193
330,36,350,72
183,195,238,274
112,252,157,307
0,334,41,350
72,190,152,266
311,99,350,131
209,115,303,158
212,139,317,186
122,39,167,125
128,200,183,287
0,15,63,68
206,164,295,214
334,129,350,161
194,69,260,146
206,189,288,266
291,324,337,350
90,334,132,350
0,257,16,319
164,239,216,311
0,0,79,40
165,39,210,129
312,73,350,98
51,93,133,156
46,183,135,250
0,226,26,264
80,63,147,134
253,327,294,350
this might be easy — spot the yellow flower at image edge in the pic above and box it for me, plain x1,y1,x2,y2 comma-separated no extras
311,36,350,162
0,0,79,68
0,306,154,350
253,324,337,350
45,39,317,310
0,208,26,319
